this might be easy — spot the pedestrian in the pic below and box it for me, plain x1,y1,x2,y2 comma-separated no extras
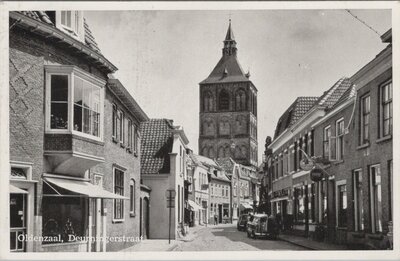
214,214,218,225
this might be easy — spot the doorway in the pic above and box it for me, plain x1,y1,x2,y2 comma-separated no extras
143,197,149,239
10,193,26,252
218,204,222,223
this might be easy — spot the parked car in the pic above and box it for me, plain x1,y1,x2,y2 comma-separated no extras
246,214,279,240
237,214,251,231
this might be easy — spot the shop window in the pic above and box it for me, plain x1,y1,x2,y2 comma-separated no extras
113,168,125,221
42,183,86,244
294,187,305,223
380,81,392,137
336,182,347,227
45,66,104,141
360,95,370,145
369,165,382,233
319,181,328,224
353,169,364,231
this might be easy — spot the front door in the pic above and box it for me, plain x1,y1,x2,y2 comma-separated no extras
10,193,26,252
218,205,222,223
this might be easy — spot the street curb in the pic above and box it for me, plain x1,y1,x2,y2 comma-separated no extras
167,243,179,251
277,236,316,250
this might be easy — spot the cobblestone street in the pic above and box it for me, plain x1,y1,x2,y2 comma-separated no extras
173,223,307,251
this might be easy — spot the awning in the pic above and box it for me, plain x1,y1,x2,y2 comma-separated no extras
188,200,203,211
10,184,28,194
240,202,253,210
44,177,128,199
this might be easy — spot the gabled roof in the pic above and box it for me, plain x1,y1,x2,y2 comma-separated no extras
274,96,318,139
200,55,250,84
314,77,353,109
140,119,175,175
11,11,117,73
210,170,230,183
16,11,101,54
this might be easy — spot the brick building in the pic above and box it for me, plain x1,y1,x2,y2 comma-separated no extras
140,119,189,239
198,20,258,167
266,29,392,249
9,11,148,252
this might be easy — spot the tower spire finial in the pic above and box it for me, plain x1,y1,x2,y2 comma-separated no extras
223,19,237,56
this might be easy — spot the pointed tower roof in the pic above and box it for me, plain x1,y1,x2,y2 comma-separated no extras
225,19,235,41
200,20,250,84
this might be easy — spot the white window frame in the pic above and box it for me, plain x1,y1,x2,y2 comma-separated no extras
112,104,118,140
10,161,33,181
380,80,393,137
55,11,84,42
336,118,345,161
129,179,136,216
335,180,347,228
113,166,126,222
127,118,133,151
118,110,125,145
45,65,105,142
323,125,331,159
360,95,370,145
369,164,382,233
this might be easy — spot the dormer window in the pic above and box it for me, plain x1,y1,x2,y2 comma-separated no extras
56,11,84,42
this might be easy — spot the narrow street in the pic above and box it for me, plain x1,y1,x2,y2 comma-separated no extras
173,223,307,251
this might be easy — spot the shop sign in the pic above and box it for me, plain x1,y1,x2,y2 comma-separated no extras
272,188,289,199
310,168,324,182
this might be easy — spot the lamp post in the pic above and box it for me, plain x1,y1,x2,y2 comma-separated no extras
165,189,176,244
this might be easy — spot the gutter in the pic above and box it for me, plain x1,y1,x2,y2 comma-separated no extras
10,12,118,74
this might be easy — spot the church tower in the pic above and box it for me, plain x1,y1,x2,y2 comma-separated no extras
199,20,258,167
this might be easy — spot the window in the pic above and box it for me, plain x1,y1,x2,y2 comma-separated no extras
219,89,230,111
336,119,344,160
360,95,370,144
114,168,125,220
46,66,104,140
369,165,382,233
42,184,86,244
319,181,328,224
112,104,117,139
203,91,214,112
294,186,305,223
235,89,246,111
323,126,331,159
130,179,135,216
336,183,347,227
118,110,124,145
380,81,392,137
353,169,364,231
134,127,139,154
233,181,237,196
178,185,181,222
388,160,393,221
188,176,192,192
57,11,84,41
127,119,133,150
293,142,297,170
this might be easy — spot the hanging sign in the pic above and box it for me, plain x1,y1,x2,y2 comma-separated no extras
310,168,324,182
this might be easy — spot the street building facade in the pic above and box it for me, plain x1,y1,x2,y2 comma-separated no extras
209,167,232,224
9,11,148,252
187,153,210,226
140,119,189,239
198,20,258,167
265,29,392,249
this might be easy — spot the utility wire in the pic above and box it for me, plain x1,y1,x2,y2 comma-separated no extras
345,9,381,37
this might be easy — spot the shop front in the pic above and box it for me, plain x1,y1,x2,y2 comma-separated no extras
40,174,127,252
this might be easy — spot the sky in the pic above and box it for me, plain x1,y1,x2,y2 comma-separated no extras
85,9,391,163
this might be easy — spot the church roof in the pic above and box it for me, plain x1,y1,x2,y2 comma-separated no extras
200,20,250,85
200,55,250,84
